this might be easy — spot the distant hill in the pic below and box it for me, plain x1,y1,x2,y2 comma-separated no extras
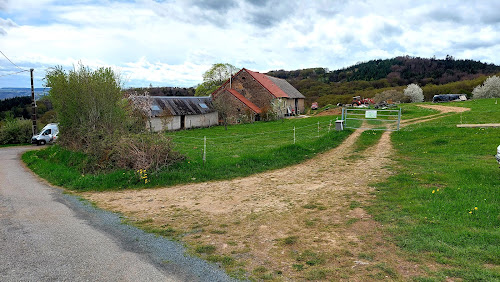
266,56,500,105
0,88,49,100
127,86,195,97
268,55,500,85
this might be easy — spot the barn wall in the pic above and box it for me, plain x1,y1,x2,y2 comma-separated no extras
185,111,219,129
217,70,274,110
284,98,305,115
215,91,259,124
150,116,181,131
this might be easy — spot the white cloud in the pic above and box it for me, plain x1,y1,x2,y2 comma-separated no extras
1,0,499,88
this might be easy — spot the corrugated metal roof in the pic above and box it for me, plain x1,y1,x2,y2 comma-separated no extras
226,89,262,114
150,96,216,117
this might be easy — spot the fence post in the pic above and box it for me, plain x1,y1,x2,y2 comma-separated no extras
203,136,206,165
293,126,296,144
329,120,332,132
397,108,401,131
317,121,320,138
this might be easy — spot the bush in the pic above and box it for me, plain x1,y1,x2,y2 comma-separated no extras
373,89,410,103
45,63,126,152
110,133,184,171
0,118,32,145
472,75,500,99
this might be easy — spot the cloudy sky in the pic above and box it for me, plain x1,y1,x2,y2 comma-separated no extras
1,0,499,88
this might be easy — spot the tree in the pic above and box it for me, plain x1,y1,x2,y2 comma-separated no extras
373,89,410,104
195,63,238,96
472,75,500,99
404,83,424,103
45,63,183,172
45,63,126,151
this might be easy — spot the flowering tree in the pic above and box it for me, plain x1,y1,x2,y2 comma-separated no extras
404,83,424,103
127,90,153,131
472,75,500,99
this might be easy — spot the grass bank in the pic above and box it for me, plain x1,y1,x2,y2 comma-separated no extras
369,99,500,280
23,115,351,191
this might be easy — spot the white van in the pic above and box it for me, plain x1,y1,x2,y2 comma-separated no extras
31,123,59,145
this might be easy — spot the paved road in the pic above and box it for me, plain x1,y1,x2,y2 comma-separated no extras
0,146,234,282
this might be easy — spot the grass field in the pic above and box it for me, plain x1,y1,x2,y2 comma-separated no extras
22,115,351,190
19,100,499,280
369,99,500,280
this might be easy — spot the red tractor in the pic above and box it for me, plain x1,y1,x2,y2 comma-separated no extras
352,96,374,106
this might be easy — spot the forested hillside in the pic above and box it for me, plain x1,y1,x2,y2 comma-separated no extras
267,56,500,105
127,86,195,96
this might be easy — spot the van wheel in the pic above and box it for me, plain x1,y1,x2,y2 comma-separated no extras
38,140,46,146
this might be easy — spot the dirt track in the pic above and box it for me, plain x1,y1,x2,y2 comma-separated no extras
83,105,468,280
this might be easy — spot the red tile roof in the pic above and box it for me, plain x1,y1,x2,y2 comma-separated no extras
243,68,289,98
225,89,262,114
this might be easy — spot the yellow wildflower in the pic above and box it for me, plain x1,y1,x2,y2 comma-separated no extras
432,190,435,194
474,207,478,210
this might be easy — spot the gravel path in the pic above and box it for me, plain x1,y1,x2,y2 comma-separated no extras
0,146,234,282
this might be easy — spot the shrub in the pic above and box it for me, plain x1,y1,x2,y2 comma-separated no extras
472,75,500,99
373,89,410,103
45,63,127,152
404,83,424,102
0,118,32,144
105,133,184,171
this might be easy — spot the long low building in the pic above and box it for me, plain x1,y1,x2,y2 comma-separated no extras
149,96,218,131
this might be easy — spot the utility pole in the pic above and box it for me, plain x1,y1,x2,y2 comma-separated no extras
30,68,37,135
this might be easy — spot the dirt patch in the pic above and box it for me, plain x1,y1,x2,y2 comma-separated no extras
82,105,468,280
314,107,342,116
416,104,470,113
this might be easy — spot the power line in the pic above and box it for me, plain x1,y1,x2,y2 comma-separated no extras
0,69,29,78
0,50,27,71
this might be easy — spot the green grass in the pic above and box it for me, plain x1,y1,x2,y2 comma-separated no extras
352,130,384,153
22,115,352,191
399,104,440,120
369,98,500,280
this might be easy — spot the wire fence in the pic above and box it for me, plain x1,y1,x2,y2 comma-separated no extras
167,119,341,164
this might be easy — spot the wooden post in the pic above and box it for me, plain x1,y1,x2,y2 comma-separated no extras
30,68,37,136
293,126,296,144
203,136,206,165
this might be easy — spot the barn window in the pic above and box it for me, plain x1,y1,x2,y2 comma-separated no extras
199,103,208,109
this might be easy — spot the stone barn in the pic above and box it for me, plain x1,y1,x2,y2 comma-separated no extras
149,96,218,131
212,68,305,123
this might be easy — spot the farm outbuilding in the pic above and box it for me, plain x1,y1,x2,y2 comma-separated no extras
212,68,305,123
149,96,218,131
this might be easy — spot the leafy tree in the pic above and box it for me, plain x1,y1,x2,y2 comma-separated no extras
195,63,238,96
45,63,126,151
472,75,500,99
0,118,32,144
45,63,183,172
404,83,424,102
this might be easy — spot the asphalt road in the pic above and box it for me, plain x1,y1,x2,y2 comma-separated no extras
0,146,234,282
